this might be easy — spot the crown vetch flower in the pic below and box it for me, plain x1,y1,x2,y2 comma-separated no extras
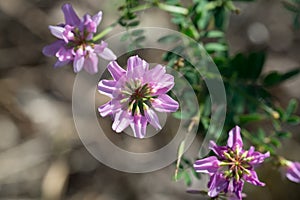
280,159,300,183
43,3,116,74
98,55,179,138
194,126,270,200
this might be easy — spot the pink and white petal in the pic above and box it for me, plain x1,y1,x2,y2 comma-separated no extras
94,41,107,54
92,11,102,26
243,170,265,186
112,111,131,133
54,60,70,68
194,156,220,174
83,53,99,74
73,54,84,73
130,115,147,138
227,126,243,150
98,102,113,117
42,40,65,57
144,108,161,130
56,47,73,62
62,3,80,26
49,25,65,39
62,25,74,42
98,47,117,61
127,55,149,78
152,94,179,113
97,80,117,98
144,64,166,82
107,61,126,81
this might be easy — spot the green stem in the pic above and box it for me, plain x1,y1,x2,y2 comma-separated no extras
130,3,153,12
92,23,117,42
157,2,189,15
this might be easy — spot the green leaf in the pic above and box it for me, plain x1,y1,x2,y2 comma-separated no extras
235,113,266,124
277,131,292,138
282,1,300,13
204,43,228,52
120,33,130,41
134,36,146,43
248,52,266,80
131,29,144,36
206,30,224,38
127,20,140,27
287,116,300,125
286,99,298,118
263,68,300,87
270,138,281,148
158,34,181,44
183,171,192,186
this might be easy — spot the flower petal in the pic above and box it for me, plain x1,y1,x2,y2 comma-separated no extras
130,115,147,138
98,102,113,117
56,47,73,62
49,25,65,39
42,40,65,57
54,60,70,68
92,11,102,26
127,55,149,79
144,64,166,82
98,47,117,61
208,173,229,198
73,54,84,73
112,110,131,133
152,94,179,113
144,108,161,130
83,52,98,74
107,61,126,81
209,141,227,159
227,126,243,150
62,3,81,26
243,170,265,186
152,76,175,95
232,180,244,200
98,80,117,98
194,156,220,174
248,146,270,167
286,161,300,183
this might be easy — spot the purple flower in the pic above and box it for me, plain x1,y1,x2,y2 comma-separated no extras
43,3,116,74
281,160,300,183
193,126,269,200
98,55,179,138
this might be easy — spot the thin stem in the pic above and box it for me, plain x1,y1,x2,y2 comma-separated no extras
130,3,153,12
93,22,117,42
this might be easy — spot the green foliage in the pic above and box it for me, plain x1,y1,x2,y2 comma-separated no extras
114,0,300,193
282,0,300,29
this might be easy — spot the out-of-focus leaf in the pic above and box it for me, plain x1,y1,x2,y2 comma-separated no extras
206,30,224,38
263,68,300,87
287,116,300,125
282,1,300,13
248,52,266,80
277,131,292,138
204,43,228,52
131,29,144,36
127,20,140,27
270,138,281,148
286,99,298,118
134,36,146,43
235,113,266,124
158,34,181,44
120,33,130,41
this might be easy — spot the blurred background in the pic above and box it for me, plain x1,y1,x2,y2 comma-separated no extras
0,0,299,199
